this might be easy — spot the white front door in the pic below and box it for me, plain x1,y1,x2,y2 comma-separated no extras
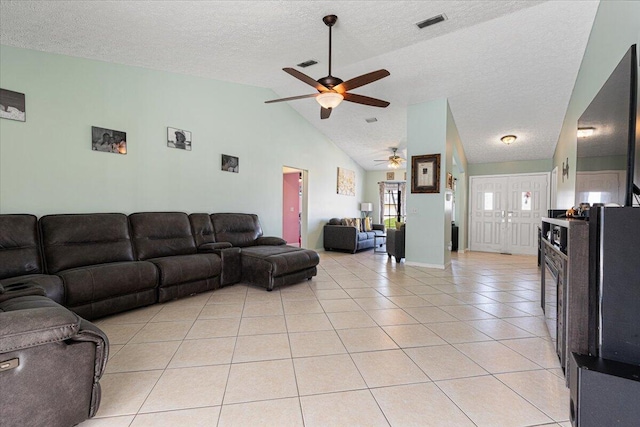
470,173,548,255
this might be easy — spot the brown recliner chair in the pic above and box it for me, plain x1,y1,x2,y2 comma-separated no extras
0,293,108,427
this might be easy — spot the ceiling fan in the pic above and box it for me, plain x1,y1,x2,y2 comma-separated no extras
265,14,390,119
375,147,405,169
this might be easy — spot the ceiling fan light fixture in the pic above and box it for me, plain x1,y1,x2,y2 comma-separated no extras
501,135,517,145
389,159,401,169
316,92,344,109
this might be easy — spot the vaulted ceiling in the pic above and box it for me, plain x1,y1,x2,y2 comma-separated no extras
0,1,600,170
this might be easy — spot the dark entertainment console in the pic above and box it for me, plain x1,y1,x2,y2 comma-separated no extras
541,207,640,426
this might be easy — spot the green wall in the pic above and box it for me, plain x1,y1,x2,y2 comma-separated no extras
0,46,365,249
467,159,552,176
577,155,626,171
554,1,640,208
406,98,448,268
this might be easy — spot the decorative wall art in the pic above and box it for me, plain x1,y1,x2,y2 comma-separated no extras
167,127,192,151
446,172,453,190
0,88,26,122
221,154,239,173
386,171,395,180
337,167,355,196
562,157,569,182
411,154,440,193
91,126,127,154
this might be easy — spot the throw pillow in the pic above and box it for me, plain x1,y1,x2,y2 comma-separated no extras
363,217,373,232
342,218,355,227
354,218,362,232
329,218,342,225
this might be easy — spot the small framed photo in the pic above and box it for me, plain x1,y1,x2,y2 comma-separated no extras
386,171,395,180
411,154,440,193
446,172,453,190
222,154,239,173
91,126,127,155
0,88,26,122
167,127,192,151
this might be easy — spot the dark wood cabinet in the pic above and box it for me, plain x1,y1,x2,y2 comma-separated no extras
541,218,589,381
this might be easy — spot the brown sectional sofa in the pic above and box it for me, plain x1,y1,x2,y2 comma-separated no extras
0,211,319,320
0,211,319,426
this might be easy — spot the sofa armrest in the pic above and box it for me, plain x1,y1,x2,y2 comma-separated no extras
198,242,233,253
323,225,358,252
255,236,287,246
0,296,80,353
0,282,47,303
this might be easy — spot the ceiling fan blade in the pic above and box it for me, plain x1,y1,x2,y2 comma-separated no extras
343,92,390,108
265,93,319,104
283,68,329,92
320,107,332,119
334,69,390,93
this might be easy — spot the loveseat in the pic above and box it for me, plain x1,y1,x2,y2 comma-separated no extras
0,211,319,319
323,218,385,253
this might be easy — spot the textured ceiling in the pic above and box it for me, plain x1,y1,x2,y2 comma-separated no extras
0,1,599,170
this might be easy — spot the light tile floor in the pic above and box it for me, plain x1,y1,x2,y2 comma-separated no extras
82,250,571,427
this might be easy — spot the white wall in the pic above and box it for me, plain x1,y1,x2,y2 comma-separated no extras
0,46,365,249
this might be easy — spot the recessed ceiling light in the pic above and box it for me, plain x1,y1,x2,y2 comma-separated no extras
577,127,595,138
416,14,447,29
297,59,318,68
501,135,517,145
365,117,378,123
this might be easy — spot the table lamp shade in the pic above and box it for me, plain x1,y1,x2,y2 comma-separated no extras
360,203,373,212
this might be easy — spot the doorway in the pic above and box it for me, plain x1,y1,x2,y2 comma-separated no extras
469,173,548,255
283,166,307,247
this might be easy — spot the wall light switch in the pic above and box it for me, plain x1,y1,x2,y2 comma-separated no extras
290,207,294,212
411,208,418,214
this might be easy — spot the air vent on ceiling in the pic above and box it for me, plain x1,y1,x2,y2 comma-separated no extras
365,117,378,123
297,59,318,68
416,14,447,29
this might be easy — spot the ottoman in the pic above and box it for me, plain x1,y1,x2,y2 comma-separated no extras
240,246,320,291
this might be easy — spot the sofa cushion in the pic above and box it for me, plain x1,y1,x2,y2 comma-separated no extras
148,254,221,287
189,213,216,247
0,214,43,279
129,212,197,260
59,261,158,307
210,213,263,247
328,218,342,225
40,214,135,273
357,232,370,241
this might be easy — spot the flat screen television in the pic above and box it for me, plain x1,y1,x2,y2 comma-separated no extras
575,44,639,207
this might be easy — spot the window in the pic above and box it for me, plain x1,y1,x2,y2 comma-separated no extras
484,192,494,211
382,183,404,229
521,191,532,211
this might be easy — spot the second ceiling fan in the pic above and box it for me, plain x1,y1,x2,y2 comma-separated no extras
265,15,390,119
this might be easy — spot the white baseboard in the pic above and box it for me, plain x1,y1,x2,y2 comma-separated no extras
405,261,449,270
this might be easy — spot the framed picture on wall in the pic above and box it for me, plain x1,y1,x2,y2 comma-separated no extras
386,171,395,180
167,127,192,151
0,88,26,122
91,126,127,155
446,172,453,190
411,154,440,193
221,154,239,173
